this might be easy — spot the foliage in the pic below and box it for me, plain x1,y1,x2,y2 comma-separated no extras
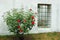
3,8,35,34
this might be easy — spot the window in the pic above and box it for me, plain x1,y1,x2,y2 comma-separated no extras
38,4,51,28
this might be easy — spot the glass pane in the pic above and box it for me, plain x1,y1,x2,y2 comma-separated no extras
38,4,51,28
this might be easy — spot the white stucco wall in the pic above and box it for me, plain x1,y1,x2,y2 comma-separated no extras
0,0,59,35
57,0,60,32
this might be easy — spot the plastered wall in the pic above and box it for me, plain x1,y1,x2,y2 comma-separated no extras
0,0,59,35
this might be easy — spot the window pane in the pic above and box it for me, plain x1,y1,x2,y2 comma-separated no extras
38,4,51,28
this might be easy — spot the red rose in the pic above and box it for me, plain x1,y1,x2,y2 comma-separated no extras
17,19,20,23
17,26,20,28
29,8,32,11
31,16,34,19
20,30,23,32
24,19,26,23
32,21,35,25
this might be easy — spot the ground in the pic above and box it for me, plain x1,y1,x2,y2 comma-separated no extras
0,32,60,40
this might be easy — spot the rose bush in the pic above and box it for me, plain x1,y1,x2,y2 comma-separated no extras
3,8,35,35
